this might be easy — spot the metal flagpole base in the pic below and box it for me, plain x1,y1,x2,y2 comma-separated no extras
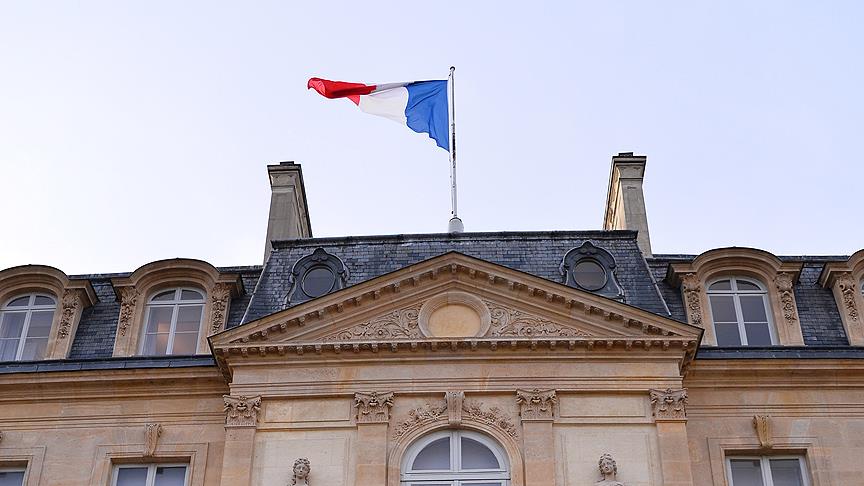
448,217,464,233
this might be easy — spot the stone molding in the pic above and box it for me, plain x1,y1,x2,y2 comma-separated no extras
516,388,557,421
223,395,262,428
143,423,162,457
58,289,83,339
209,282,232,335
354,391,394,424
419,292,492,338
117,286,139,337
774,272,799,326
393,392,517,439
753,415,772,450
649,388,687,421
680,273,703,328
322,304,422,341
486,302,591,338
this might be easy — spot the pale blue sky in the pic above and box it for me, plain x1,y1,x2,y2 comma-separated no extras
1,1,862,274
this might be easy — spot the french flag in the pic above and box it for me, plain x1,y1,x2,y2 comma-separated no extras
307,77,450,151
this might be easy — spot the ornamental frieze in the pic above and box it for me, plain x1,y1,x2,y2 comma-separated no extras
322,304,422,341
485,302,591,338
462,400,518,438
393,392,517,439
223,395,262,427
649,388,687,420
354,391,394,424
516,388,557,421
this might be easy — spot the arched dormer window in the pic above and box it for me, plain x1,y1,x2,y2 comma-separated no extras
707,277,775,346
140,288,205,356
0,293,56,361
286,248,348,306
560,242,624,300
400,430,510,485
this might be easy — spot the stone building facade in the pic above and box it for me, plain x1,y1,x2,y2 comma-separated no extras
0,154,861,485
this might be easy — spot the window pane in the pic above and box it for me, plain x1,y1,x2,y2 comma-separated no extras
143,333,170,355
716,322,742,346
740,296,768,322
115,467,148,486
146,307,175,334
171,332,198,355
33,295,55,306
745,322,772,346
0,312,26,339
154,466,187,486
572,260,607,291
180,290,203,301
0,471,25,486
27,311,54,338
0,339,19,361
20,337,48,360
175,306,203,333
709,296,737,322
709,280,732,291
769,459,804,486
730,459,765,486
737,280,762,291
303,267,336,297
6,296,31,307
461,437,500,469
412,437,451,470
152,290,177,302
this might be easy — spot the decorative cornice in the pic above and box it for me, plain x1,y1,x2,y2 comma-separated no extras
774,273,798,326
516,388,557,421
58,289,82,339
117,286,139,337
681,273,703,327
210,282,232,335
354,391,394,424
143,423,162,457
753,415,772,449
223,395,262,427
486,302,591,337
649,388,687,421
836,272,859,324
322,304,422,341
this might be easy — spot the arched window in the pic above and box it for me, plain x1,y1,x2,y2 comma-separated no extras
401,430,510,485
0,293,56,361
140,288,205,356
707,277,775,346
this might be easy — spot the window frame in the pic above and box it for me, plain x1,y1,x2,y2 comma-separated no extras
400,430,510,485
138,287,206,356
725,455,810,486
0,466,27,486
0,292,57,361
111,463,189,486
706,277,776,346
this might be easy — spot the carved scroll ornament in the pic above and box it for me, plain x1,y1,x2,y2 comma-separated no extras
681,273,703,327
753,415,773,449
393,393,518,439
143,423,162,457
393,402,447,439
486,302,590,337
774,273,798,326
323,304,422,341
516,388,557,421
58,289,82,339
649,388,688,420
117,286,139,336
354,391,394,424
209,283,232,334
836,273,860,324
223,395,262,427
462,400,518,438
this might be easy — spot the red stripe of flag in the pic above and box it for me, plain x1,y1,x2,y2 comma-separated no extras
307,78,377,105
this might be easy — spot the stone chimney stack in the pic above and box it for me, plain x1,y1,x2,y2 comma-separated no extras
264,162,312,263
603,152,652,257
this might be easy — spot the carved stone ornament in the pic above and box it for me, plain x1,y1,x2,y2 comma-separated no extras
649,388,688,420
446,391,464,426
354,391,394,424
223,395,262,427
486,302,590,338
393,402,448,439
210,283,232,334
322,304,422,341
836,273,860,324
117,286,139,336
58,289,82,339
462,400,518,438
753,415,773,449
595,453,626,486
681,274,703,327
291,457,311,486
516,389,557,421
774,273,798,326
393,393,518,439
143,423,162,457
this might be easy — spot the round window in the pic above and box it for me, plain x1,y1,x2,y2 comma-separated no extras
302,266,337,297
572,260,607,291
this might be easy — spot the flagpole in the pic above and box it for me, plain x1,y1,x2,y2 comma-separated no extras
447,66,464,233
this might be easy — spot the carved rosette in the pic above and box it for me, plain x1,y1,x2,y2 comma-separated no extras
753,415,772,449
393,393,518,439
209,283,232,334
223,395,262,427
323,304,422,341
117,286,139,337
485,302,590,337
516,389,557,421
774,273,798,326
681,274,703,327
354,391,394,424
58,289,82,339
836,273,860,324
649,388,688,421
143,423,162,457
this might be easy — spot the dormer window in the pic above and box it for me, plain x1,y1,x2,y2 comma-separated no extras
140,288,205,356
287,248,348,305
560,242,624,300
707,277,775,346
0,293,56,361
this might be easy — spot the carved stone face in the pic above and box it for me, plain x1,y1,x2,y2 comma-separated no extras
294,462,310,478
599,456,616,475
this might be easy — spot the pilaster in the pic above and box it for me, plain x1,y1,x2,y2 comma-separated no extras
649,388,694,486
517,389,557,486
220,395,261,486
354,391,394,486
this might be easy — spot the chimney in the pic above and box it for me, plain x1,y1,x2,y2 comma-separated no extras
264,162,312,263
603,152,652,257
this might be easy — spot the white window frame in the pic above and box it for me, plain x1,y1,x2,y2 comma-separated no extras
0,293,56,361
111,463,189,486
707,277,776,346
139,288,205,356
400,430,510,485
725,455,810,486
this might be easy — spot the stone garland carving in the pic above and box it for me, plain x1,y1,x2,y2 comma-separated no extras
143,423,162,457
485,302,590,338
516,388,557,421
836,273,860,324
209,283,232,334
393,393,518,439
58,289,82,339
681,273,703,327
462,400,518,438
649,388,688,420
291,458,311,486
117,286,139,336
595,453,626,486
393,402,448,439
322,304,422,341
774,273,798,326
753,415,773,449
223,395,262,427
354,391,394,424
